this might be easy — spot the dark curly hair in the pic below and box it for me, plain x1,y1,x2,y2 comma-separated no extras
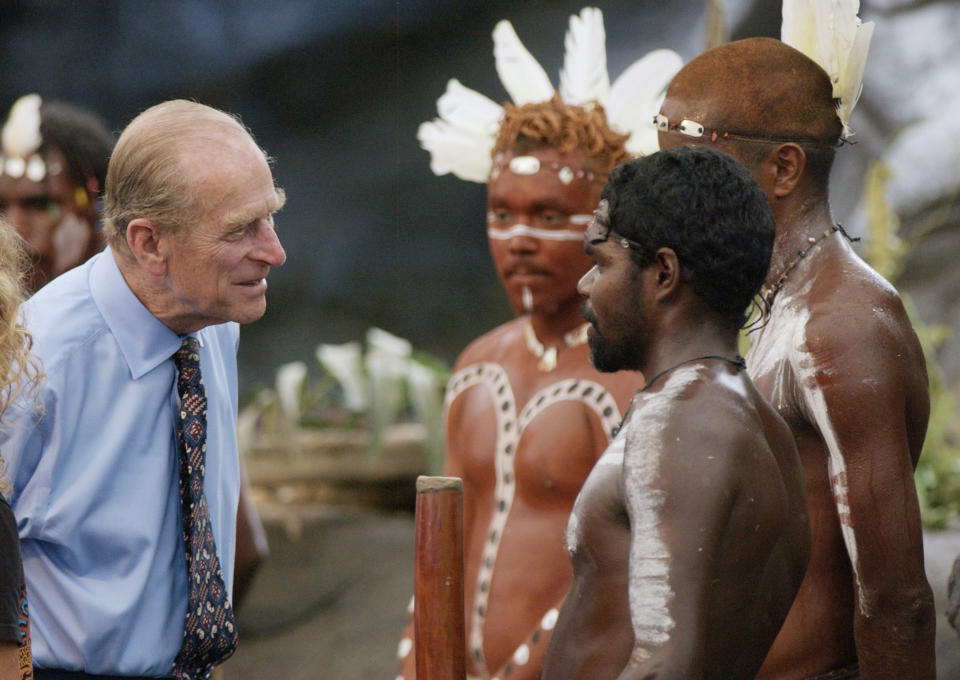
39,100,115,193
493,94,630,177
602,146,774,329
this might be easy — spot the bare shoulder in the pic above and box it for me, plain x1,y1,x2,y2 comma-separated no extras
451,317,526,371
626,365,760,472
809,246,916,345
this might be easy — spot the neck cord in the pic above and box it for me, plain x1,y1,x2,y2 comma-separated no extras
762,224,859,309
640,354,746,393
523,319,590,372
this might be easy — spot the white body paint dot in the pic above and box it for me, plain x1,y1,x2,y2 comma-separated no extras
398,637,412,659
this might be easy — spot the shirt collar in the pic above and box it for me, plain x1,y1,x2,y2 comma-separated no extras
90,247,186,380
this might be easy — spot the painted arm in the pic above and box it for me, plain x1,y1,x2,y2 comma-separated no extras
800,315,935,679
614,406,736,680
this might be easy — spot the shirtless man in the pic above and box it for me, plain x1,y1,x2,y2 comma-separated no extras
397,93,642,680
397,9,679,678
541,146,810,680
0,95,113,293
657,36,935,679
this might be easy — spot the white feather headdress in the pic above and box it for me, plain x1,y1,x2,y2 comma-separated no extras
1,94,49,181
781,0,874,139
418,7,683,183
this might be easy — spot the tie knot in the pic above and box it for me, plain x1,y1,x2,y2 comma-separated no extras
174,337,200,371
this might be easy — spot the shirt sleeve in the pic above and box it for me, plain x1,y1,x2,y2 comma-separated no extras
0,498,24,645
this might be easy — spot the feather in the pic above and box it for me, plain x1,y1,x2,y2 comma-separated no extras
559,7,609,107
607,49,684,156
417,119,497,183
781,0,821,67
781,0,873,137
417,79,502,183
835,15,873,137
493,20,555,105
1,93,42,158
437,79,504,136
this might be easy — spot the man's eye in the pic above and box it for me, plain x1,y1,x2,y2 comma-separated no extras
538,213,566,225
487,210,511,223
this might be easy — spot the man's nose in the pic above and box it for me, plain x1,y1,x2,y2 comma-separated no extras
254,222,286,267
577,265,597,296
506,221,540,252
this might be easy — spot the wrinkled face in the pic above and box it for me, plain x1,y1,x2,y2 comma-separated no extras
161,135,287,333
0,147,94,266
577,199,647,373
486,147,599,318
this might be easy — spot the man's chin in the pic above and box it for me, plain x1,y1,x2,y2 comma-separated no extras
227,299,268,326
587,336,635,373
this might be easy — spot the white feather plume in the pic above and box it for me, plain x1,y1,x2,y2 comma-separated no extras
418,8,684,182
493,20,555,105
781,0,874,137
1,93,42,158
559,7,609,107
417,119,498,184
607,49,684,156
417,79,503,183
436,79,504,135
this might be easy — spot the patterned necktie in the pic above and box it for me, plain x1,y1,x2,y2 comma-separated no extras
172,337,238,680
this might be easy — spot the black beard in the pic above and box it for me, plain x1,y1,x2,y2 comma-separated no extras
587,330,638,373
581,300,640,373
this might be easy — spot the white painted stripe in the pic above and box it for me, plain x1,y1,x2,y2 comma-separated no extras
486,223,585,242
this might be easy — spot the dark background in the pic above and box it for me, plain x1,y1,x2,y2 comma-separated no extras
2,0,953,394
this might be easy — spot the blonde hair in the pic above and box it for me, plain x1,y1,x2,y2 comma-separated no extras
102,99,262,251
0,222,41,494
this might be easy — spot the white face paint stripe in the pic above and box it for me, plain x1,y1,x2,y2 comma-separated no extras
486,223,588,242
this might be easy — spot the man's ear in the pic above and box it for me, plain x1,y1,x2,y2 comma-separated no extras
770,143,805,198
651,247,682,301
125,218,169,277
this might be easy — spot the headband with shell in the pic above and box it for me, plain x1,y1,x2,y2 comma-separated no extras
417,7,683,183
780,0,874,140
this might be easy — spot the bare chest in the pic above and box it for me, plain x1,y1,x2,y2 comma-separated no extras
447,363,622,499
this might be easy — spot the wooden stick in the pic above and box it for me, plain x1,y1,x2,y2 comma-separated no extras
414,475,466,680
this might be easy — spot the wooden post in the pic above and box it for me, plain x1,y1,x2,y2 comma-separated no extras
414,475,466,680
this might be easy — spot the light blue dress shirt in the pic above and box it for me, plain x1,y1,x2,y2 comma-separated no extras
1,248,240,676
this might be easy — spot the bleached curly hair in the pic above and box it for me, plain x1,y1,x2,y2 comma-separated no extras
0,221,40,494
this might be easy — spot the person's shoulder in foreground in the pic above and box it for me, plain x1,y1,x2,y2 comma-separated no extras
541,146,810,680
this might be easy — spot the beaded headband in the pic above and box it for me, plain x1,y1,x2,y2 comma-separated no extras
653,113,842,149
417,7,683,184
488,152,602,185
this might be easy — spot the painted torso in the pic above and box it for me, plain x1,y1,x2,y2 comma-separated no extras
443,316,640,679
749,235,929,679
545,362,808,680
